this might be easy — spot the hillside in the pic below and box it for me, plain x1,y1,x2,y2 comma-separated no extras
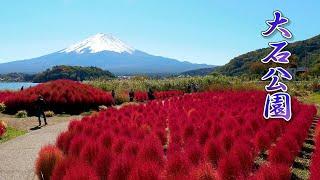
180,67,218,76
32,65,115,83
215,34,320,76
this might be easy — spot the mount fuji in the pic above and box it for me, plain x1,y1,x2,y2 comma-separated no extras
0,33,213,75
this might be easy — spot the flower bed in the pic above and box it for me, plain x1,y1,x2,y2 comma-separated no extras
0,91,14,103
134,90,184,102
4,80,113,115
35,90,317,179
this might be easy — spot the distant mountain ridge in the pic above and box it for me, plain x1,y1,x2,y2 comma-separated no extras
214,34,320,76
0,33,212,75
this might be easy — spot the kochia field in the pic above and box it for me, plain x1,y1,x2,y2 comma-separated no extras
35,90,317,180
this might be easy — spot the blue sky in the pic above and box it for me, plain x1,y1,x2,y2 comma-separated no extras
1,0,319,65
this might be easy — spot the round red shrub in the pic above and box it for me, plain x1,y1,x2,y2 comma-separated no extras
79,140,100,165
112,137,126,155
229,144,254,176
4,80,113,115
186,144,204,166
99,131,114,150
217,153,241,180
137,135,165,166
166,153,191,179
268,142,297,166
0,121,6,137
35,145,64,180
190,163,218,180
254,131,271,152
253,163,290,180
56,131,74,154
124,141,140,158
59,160,99,180
108,155,134,180
219,133,234,152
183,124,196,141
68,135,86,157
93,148,113,180
0,91,14,103
51,157,76,180
129,162,162,180
204,138,224,168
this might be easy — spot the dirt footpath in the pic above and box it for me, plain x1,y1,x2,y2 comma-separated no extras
0,113,82,132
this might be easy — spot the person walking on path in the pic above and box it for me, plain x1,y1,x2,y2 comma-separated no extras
148,88,155,100
129,89,135,102
35,95,47,126
111,89,116,105
186,84,192,93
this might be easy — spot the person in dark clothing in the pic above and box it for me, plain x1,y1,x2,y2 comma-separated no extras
148,88,155,100
111,89,115,99
129,89,135,102
186,84,192,93
20,86,24,91
35,95,47,126
193,83,199,92
111,89,116,105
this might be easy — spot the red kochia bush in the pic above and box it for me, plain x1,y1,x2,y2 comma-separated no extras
254,131,272,152
310,154,320,180
0,121,6,137
129,162,162,180
310,132,320,180
108,155,134,180
137,135,165,167
0,91,14,103
217,153,242,180
155,90,184,100
186,144,204,166
229,143,254,176
35,145,64,180
68,135,86,157
135,90,184,102
55,160,99,180
252,163,290,180
4,79,113,115
79,140,100,165
94,148,113,179
204,138,224,168
190,163,218,180
56,131,74,154
135,91,148,102
166,153,191,179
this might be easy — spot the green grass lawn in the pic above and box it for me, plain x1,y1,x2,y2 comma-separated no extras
304,93,320,116
0,127,26,144
306,93,320,104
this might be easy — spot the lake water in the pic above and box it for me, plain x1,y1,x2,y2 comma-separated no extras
0,82,38,91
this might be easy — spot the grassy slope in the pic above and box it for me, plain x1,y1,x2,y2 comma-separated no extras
215,34,320,76
300,92,320,116
0,127,26,144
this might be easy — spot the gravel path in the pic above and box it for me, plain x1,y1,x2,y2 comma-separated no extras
0,121,71,180
0,113,82,132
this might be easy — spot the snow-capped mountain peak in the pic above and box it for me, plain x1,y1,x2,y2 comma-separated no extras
61,33,135,54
